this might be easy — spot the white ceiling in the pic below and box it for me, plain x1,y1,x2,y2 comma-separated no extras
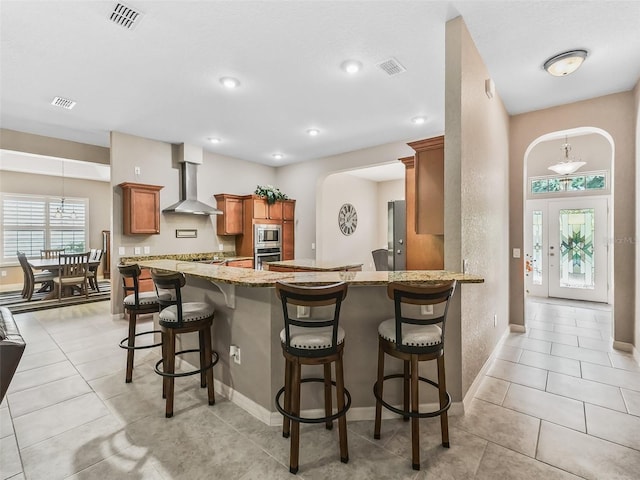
1,1,639,168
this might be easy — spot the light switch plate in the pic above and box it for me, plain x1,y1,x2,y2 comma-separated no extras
513,248,521,258
118,247,125,255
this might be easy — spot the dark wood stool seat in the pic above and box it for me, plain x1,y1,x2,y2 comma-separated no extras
275,281,350,475
151,269,218,418
117,264,162,383
373,281,456,471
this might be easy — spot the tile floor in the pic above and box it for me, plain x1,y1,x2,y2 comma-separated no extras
1,297,639,479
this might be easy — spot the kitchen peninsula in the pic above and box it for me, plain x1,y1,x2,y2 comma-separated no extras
265,259,363,272
135,258,484,425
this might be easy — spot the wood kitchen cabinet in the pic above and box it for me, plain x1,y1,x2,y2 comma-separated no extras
282,219,294,260
214,194,244,235
249,196,283,220
400,143,444,270
408,136,444,235
118,182,163,235
281,199,295,260
226,259,254,268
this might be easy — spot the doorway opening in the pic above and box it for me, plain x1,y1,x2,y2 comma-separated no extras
523,128,614,330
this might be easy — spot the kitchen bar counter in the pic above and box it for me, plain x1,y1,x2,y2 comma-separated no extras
265,258,363,272
135,258,484,286
131,257,484,426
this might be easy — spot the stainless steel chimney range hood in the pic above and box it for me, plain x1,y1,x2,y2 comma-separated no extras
163,144,222,216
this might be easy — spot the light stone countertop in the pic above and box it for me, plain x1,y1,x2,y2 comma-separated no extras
265,259,363,271
135,259,484,287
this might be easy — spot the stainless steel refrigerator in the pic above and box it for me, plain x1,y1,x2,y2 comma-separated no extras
387,200,406,271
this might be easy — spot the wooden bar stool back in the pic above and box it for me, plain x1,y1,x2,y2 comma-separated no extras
117,264,162,383
275,281,351,474
373,280,456,471
151,269,219,418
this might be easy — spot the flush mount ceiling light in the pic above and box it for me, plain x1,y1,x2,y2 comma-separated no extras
306,128,320,136
272,153,284,160
208,137,221,144
548,136,586,175
543,49,588,77
340,60,362,74
411,116,426,125
219,77,240,89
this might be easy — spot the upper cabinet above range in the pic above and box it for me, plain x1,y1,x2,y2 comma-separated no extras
118,182,164,235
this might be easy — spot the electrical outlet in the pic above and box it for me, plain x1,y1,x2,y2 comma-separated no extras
297,305,310,318
230,345,241,365
311,242,315,250
420,305,433,315
462,259,469,274
218,244,224,251
494,314,498,327
1,270,7,277
143,246,150,254
134,247,141,255
134,166,141,175
118,247,125,255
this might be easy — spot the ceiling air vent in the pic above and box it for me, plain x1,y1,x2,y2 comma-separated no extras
109,3,143,30
377,57,406,76
51,96,76,110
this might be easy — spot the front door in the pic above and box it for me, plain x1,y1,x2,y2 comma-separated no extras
525,197,609,302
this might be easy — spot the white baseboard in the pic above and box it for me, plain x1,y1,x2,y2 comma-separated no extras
211,377,464,427
462,326,511,411
613,340,636,355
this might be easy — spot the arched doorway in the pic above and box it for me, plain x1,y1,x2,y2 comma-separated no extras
523,128,614,307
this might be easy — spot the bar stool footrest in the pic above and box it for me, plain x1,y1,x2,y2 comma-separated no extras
119,330,163,350
275,377,351,424
154,349,219,378
373,373,451,419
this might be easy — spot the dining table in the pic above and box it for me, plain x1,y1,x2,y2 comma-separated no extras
28,258,102,300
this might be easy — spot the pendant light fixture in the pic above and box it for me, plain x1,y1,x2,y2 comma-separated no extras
55,161,76,219
547,136,586,175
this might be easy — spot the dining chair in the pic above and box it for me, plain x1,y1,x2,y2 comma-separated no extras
52,252,90,300
40,248,65,259
16,252,55,301
87,249,104,292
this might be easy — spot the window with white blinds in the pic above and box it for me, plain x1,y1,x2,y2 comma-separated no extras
1,194,89,263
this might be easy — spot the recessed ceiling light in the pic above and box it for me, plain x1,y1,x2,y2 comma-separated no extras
219,77,240,89
340,60,362,74
272,153,284,160
411,116,426,125
543,49,588,76
306,128,320,136
208,137,221,144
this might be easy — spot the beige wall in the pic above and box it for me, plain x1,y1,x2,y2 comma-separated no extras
319,173,379,271
445,17,511,395
275,142,415,260
109,131,276,311
0,129,109,164
635,79,640,350
0,171,110,283
510,92,636,345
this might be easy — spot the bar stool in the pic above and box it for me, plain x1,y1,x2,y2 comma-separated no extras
274,281,351,475
373,280,456,471
150,269,218,418
117,264,162,383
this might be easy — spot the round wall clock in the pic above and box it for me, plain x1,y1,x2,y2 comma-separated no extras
338,203,358,236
